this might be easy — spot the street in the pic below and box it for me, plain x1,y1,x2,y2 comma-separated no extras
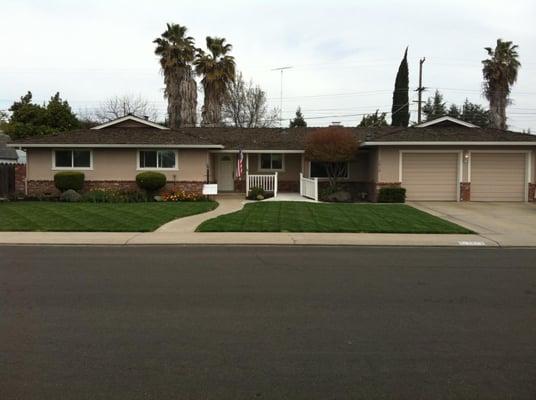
1,245,535,399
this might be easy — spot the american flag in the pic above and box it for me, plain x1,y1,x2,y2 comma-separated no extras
236,149,244,178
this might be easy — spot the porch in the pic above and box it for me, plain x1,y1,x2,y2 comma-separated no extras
208,150,374,201
210,151,306,196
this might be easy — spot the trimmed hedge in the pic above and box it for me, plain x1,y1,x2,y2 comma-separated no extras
378,187,406,203
136,172,167,192
54,172,85,192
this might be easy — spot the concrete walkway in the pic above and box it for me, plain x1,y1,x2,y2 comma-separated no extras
156,194,245,233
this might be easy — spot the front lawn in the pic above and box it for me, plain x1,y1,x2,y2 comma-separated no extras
197,202,471,234
0,201,217,232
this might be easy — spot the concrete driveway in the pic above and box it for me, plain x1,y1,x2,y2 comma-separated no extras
411,202,536,246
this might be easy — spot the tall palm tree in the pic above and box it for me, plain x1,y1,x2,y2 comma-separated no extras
482,39,521,130
154,23,197,128
194,37,235,127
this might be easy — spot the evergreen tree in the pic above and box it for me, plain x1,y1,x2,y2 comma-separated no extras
461,99,491,127
422,90,448,121
447,104,461,119
391,47,410,127
46,92,80,131
3,91,80,139
358,110,388,127
289,107,307,128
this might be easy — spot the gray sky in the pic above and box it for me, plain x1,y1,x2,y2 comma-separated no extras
1,0,535,130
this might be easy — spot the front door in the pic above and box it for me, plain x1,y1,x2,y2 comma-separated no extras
217,154,235,191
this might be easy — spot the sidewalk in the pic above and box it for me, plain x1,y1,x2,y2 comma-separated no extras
0,231,497,247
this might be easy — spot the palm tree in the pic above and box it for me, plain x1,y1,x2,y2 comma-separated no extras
482,39,521,129
154,23,197,128
194,37,235,127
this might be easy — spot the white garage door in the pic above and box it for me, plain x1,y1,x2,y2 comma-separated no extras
471,153,526,201
402,153,459,201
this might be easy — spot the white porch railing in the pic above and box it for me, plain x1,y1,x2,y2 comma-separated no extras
300,173,318,201
246,172,278,197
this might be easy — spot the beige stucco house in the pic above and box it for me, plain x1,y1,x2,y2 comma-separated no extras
8,115,536,202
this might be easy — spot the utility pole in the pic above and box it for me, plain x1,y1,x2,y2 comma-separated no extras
272,66,292,127
414,57,426,124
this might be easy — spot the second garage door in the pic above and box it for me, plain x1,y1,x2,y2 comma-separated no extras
402,153,459,201
471,153,526,201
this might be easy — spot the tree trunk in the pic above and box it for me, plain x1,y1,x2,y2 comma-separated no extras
489,91,507,130
178,67,197,128
201,84,223,127
165,66,197,129
165,69,181,129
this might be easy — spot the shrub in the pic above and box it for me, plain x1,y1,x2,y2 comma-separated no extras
161,190,204,202
319,185,340,201
54,172,85,192
121,190,149,203
60,189,82,202
378,187,406,203
247,186,265,200
82,188,149,203
136,172,167,193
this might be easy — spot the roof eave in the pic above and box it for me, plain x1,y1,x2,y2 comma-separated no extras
362,141,536,146
7,143,224,149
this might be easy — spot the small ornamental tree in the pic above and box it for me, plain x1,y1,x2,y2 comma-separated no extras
304,128,359,190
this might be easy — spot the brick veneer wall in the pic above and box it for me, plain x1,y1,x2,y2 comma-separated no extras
15,164,26,195
26,180,204,197
460,182,471,201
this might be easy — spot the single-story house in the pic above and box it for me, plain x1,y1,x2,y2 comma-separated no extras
0,132,19,164
7,114,536,202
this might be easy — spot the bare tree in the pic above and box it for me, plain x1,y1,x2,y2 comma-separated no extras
222,72,279,128
93,95,160,123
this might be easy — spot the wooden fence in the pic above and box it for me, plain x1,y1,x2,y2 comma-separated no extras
0,163,16,198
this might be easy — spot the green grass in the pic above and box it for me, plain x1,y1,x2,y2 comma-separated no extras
197,201,472,234
0,201,217,232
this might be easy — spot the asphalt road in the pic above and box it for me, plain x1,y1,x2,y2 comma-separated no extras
1,245,536,400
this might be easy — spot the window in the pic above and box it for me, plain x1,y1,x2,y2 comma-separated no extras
259,153,283,170
138,150,177,169
53,150,92,169
310,161,349,178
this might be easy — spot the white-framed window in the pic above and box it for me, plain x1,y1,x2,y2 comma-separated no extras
137,149,178,170
53,149,93,170
310,161,349,179
259,153,284,171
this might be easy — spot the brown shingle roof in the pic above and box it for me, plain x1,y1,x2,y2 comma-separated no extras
369,127,536,142
8,126,536,149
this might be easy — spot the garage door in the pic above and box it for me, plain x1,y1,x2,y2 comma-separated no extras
471,153,526,201
402,153,459,201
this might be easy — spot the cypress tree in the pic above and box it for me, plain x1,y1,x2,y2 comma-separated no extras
391,47,410,127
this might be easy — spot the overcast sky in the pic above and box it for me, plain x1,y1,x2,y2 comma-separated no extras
1,0,535,131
